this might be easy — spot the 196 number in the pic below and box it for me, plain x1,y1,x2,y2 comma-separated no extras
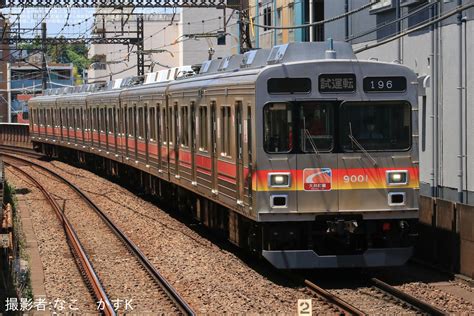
343,175,369,183
370,80,392,90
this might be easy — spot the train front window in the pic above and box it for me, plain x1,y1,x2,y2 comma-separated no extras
264,103,293,153
340,102,411,151
299,102,334,152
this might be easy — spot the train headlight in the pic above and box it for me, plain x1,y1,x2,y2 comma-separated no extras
268,173,291,187
386,170,408,185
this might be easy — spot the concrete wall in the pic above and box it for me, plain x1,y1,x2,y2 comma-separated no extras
180,8,238,65
330,0,474,205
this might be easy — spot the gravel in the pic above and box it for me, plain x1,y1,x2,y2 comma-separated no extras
39,159,330,314
21,165,180,314
9,156,474,315
6,168,97,314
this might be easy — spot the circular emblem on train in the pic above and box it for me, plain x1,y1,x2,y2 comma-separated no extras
303,168,332,191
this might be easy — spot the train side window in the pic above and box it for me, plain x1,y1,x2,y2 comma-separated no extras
138,107,145,139
198,106,208,152
101,108,107,132
128,107,134,137
149,107,157,141
161,107,167,144
91,109,95,130
69,109,74,129
180,106,189,147
220,105,232,157
107,108,112,133
80,109,84,130
263,103,293,153
75,109,80,129
168,105,174,145
94,108,99,131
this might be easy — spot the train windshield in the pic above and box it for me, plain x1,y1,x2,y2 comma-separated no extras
299,102,334,152
264,103,293,153
339,102,411,151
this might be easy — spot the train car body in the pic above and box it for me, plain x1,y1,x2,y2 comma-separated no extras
29,42,419,269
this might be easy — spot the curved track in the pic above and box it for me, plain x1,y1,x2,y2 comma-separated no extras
5,161,115,316
2,152,195,315
0,144,43,159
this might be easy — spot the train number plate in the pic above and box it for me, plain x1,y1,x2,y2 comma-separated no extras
303,168,332,191
363,76,407,92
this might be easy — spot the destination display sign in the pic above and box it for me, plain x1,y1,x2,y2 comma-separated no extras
363,76,407,92
319,74,356,93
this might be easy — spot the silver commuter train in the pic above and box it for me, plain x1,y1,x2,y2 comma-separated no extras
29,41,419,269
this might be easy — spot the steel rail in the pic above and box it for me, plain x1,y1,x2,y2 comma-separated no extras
304,279,366,316
3,153,195,316
4,161,116,316
370,278,448,316
0,145,43,159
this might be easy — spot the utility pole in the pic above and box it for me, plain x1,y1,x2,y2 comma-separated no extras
238,0,252,53
41,22,48,91
136,14,144,77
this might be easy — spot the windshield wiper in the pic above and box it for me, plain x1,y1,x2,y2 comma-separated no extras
348,122,377,166
304,128,319,156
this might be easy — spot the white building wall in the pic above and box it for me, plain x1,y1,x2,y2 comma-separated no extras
88,8,237,82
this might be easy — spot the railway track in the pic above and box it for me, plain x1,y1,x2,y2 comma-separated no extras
0,144,43,159
304,275,448,316
369,277,447,316
3,153,195,315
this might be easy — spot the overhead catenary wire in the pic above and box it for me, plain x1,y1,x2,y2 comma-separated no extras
246,0,379,30
347,0,439,42
354,1,474,53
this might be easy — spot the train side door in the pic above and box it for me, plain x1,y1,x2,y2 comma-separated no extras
235,101,244,204
160,103,169,177
244,104,253,208
173,102,179,178
210,101,218,193
190,101,197,184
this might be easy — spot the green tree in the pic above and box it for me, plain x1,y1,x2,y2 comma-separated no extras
20,39,90,84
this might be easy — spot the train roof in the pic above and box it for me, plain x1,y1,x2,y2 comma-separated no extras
29,41,416,106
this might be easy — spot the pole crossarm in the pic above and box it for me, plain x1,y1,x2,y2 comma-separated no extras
3,37,139,45
0,0,231,8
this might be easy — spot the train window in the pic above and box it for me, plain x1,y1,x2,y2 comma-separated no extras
220,106,232,157
75,109,80,129
62,109,66,128
199,106,209,152
149,107,157,141
169,105,175,145
46,109,50,126
91,109,96,130
128,107,134,137
340,102,411,151
95,108,99,131
161,107,167,143
138,107,144,138
69,109,74,128
299,102,334,152
267,78,311,94
107,108,113,133
180,106,189,147
100,108,106,132
264,103,293,153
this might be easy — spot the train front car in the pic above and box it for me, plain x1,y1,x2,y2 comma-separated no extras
256,42,419,269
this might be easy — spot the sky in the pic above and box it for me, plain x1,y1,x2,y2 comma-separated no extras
1,7,174,37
